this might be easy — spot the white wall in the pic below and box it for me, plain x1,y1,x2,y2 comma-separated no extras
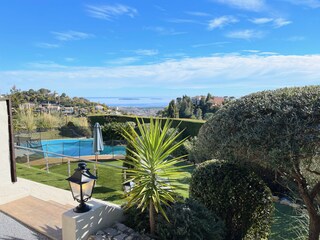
0,100,12,185
62,200,124,240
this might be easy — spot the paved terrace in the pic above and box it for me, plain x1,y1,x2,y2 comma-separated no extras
0,196,74,240
0,178,78,240
0,211,49,240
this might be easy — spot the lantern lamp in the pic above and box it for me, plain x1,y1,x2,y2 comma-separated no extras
66,162,97,213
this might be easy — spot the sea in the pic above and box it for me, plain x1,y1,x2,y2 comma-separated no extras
86,97,170,108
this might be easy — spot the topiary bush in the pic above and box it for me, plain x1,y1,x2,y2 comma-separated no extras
157,198,225,240
192,86,320,239
190,160,274,240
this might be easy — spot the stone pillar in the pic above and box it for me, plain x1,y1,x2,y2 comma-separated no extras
62,200,124,240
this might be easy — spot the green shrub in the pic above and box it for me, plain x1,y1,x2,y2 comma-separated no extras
101,121,135,141
192,86,320,238
88,114,205,138
59,122,91,138
248,163,292,197
190,160,274,240
123,205,149,234
157,198,225,240
36,113,61,129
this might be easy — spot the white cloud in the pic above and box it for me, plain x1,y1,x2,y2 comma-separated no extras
146,26,187,35
2,54,320,95
51,31,94,41
287,36,306,41
167,18,202,24
250,17,291,28
134,49,159,56
36,43,60,49
284,0,320,8
243,49,260,53
250,18,273,24
86,4,138,20
192,42,230,48
226,29,265,39
274,18,292,28
26,61,67,69
212,0,266,11
208,16,238,30
260,51,278,55
242,50,278,55
185,11,211,17
65,58,75,62
105,57,140,65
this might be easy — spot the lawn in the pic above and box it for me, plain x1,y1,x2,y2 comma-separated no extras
17,161,303,239
17,161,126,204
16,160,193,205
270,203,306,240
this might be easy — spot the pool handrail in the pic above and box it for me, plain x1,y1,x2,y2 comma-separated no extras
15,145,128,170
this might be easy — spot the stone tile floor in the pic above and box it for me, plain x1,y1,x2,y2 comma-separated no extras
0,211,49,240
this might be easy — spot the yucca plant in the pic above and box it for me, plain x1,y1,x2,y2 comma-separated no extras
121,118,188,235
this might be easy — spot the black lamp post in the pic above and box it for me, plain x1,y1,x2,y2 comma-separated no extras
66,162,97,213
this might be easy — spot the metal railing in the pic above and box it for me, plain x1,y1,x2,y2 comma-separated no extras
15,145,127,177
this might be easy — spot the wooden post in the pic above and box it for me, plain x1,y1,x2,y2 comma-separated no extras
6,99,17,182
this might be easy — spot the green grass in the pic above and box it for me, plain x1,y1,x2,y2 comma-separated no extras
17,160,194,204
17,161,303,239
17,161,126,205
270,203,306,240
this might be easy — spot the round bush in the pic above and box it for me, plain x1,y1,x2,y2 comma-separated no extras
190,160,274,240
157,198,225,240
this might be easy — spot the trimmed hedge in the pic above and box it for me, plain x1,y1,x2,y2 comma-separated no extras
190,160,274,240
123,198,225,240
88,114,205,138
157,198,225,240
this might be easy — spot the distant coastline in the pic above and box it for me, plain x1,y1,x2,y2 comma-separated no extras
86,97,170,108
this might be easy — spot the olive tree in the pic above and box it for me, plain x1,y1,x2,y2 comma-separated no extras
193,86,320,240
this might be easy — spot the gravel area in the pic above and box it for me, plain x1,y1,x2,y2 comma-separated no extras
0,211,49,240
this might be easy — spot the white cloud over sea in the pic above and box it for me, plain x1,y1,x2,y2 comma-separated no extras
1,54,319,97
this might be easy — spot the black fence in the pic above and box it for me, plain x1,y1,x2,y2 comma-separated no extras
14,127,127,164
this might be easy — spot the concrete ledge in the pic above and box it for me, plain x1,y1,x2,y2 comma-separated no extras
62,200,124,240
0,182,29,205
17,178,77,206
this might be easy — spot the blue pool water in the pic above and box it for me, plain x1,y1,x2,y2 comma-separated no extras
41,139,126,157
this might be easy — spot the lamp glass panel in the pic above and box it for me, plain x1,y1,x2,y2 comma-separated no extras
82,180,95,199
69,182,81,200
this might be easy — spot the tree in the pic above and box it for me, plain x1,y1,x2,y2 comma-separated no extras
205,93,212,102
178,95,193,118
121,118,187,235
195,108,202,120
167,100,177,118
193,86,320,240
15,108,37,132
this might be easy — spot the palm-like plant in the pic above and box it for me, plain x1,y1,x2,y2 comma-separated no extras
121,118,187,235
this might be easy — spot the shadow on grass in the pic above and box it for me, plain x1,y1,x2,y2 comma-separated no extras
175,161,195,174
103,194,125,202
175,176,191,185
93,186,118,194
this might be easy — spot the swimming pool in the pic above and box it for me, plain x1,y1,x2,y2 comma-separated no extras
40,139,126,157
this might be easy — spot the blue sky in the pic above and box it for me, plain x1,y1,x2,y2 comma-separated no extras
0,0,320,99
